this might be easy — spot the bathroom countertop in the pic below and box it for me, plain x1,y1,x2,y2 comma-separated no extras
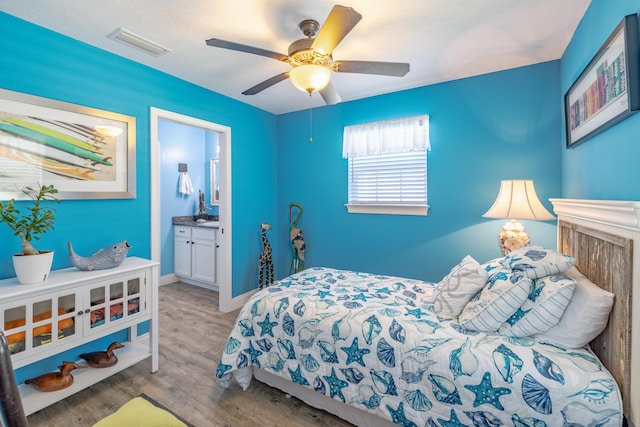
172,215,219,229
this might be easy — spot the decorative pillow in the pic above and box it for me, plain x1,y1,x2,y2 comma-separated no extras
536,267,614,348
480,258,504,280
458,272,532,332
501,246,575,279
499,274,576,337
432,255,488,318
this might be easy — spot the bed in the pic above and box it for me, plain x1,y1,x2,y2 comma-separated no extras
216,199,638,427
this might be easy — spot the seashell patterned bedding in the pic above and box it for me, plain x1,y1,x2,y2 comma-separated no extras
216,267,623,426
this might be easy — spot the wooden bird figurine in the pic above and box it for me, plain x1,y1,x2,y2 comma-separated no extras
24,361,87,392
79,342,125,368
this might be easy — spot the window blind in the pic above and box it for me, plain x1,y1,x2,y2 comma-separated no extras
343,115,429,209
348,151,427,204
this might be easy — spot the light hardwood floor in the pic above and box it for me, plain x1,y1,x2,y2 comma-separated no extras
26,282,353,427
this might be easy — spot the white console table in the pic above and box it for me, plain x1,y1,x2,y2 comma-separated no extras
0,257,159,415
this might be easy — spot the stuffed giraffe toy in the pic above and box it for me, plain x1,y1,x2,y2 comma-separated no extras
258,222,274,289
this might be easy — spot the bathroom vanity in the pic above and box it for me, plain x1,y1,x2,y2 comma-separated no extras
173,217,219,290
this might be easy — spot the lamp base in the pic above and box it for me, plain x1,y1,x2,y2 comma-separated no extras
498,219,530,255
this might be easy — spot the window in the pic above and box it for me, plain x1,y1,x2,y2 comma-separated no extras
343,115,430,215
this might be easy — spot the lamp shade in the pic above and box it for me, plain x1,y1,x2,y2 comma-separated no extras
483,180,555,220
289,64,331,94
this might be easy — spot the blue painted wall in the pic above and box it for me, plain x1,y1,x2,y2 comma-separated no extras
3,2,622,385
561,0,640,200
276,61,562,282
5,2,639,294
0,12,279,299
160,119,208,218
158,119,219,276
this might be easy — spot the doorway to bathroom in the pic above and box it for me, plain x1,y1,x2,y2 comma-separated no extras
149,107,233,312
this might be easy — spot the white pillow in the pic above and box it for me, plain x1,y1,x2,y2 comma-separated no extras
499,274,576,337
458,272,532,332
432,255,488,318
536,267,614,348
501,246,575,279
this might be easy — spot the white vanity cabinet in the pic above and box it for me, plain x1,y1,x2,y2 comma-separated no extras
0,257,159,415
174,226,218,286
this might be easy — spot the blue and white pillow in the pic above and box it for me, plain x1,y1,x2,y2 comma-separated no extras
501,247,575,279
499,274,576,337
433,255,488,318
481,258,504,280
458,271,532,332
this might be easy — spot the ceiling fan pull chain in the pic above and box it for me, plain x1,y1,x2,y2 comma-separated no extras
308,92,313,143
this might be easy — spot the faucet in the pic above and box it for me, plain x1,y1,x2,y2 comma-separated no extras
196,190,208,218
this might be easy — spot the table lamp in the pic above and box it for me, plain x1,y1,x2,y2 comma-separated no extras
483,180,555,255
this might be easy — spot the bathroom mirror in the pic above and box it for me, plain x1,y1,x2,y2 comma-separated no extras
210,158,220,205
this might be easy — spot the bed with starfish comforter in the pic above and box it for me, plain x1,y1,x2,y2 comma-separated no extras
216,266,623,426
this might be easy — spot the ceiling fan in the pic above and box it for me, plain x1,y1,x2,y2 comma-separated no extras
205,5,410,105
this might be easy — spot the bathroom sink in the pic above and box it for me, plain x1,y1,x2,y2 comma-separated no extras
200,221,219,227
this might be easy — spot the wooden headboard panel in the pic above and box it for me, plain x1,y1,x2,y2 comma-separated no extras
551,198,640,427
558,220,632,419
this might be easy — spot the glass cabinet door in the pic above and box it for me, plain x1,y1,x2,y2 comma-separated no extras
2,292,78,356
32,299,53,350
57,292,77,343
127,276,141,317
89,286,107,329
87,273,145,331
3,305,27,355
109,280,124,322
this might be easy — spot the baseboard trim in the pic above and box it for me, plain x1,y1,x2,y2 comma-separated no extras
159,273,178,286
228,289,256,312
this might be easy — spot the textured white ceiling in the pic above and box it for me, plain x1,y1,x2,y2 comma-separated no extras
1,0,590,115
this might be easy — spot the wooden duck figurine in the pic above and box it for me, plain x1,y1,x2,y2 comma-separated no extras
24,361,87,392
79,342,125,368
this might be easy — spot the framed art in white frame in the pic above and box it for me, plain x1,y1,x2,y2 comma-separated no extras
0,88,136,200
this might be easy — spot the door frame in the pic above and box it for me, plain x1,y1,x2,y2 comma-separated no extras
150,107,233,312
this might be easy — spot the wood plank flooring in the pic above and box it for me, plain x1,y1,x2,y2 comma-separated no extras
26,282,353,427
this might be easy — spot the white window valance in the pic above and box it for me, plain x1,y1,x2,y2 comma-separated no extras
342,114,430,159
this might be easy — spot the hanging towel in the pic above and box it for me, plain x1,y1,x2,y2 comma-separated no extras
179,172,194,195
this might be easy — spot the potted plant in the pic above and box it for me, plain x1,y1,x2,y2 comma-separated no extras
0,184,59,284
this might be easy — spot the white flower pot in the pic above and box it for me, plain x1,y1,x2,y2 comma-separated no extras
12,251,54,285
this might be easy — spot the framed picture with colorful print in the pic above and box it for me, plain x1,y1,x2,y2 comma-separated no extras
565,14,640,148
0,88,136,200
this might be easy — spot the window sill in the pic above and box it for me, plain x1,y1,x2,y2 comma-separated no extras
345,204,429,216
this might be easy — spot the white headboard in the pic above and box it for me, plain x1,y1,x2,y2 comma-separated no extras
550,198,640,427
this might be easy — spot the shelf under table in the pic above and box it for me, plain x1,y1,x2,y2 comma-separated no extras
19,336,151,416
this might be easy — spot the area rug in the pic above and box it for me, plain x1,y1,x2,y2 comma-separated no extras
93,393,194,427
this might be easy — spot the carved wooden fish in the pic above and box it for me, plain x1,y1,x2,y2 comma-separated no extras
68,240,130,271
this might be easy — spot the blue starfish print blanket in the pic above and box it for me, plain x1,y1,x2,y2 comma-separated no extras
216,267,622,426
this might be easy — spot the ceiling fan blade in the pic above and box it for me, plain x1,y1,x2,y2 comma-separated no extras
319,82,342,105
312,5,362,55
206,38,288,61
333,60,410,77
242,72,290,95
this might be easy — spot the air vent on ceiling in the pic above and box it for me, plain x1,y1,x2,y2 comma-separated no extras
108,28,170,57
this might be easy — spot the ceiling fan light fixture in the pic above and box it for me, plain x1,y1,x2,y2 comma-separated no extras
289,64,331,94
